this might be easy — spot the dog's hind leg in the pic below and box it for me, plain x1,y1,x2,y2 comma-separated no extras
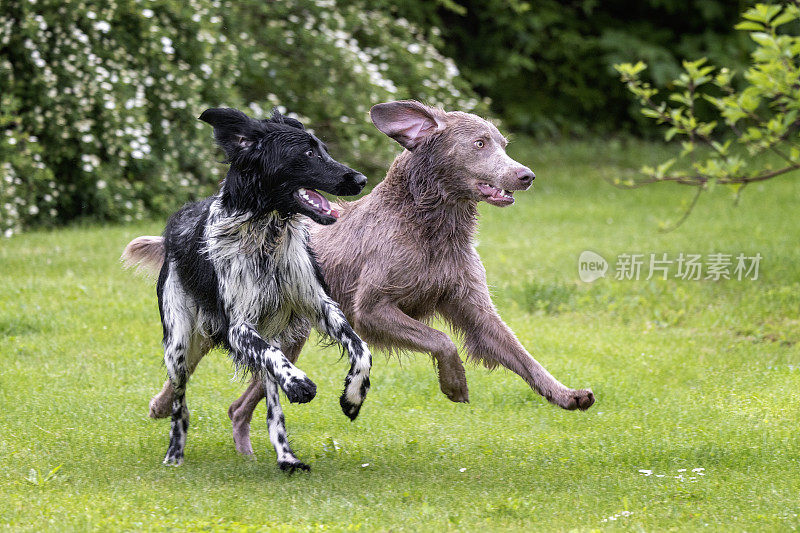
160,277,196,465
318,299,372,420
229,335,307,456
227,324,316,404
150,338,210,419
263,373,309,472
149,379,173,419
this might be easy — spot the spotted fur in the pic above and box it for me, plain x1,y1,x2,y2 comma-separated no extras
151,107,371,470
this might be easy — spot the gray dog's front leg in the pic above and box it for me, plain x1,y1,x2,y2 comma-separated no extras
440,290,594,411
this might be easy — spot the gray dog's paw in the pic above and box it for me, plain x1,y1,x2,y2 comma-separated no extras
558,389,595,411
149,393,172,419
439,376,469,403
437,360,469,403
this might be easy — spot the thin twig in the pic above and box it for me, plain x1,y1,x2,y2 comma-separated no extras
659,186,703,232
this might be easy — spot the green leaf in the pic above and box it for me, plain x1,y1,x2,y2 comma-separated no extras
771,9,799,28
750,32,776,47
665,127,679,141
734,21,765,31
641,108,663,120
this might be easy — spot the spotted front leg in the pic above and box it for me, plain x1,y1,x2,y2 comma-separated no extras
264,374,309,472
227,324,316,404
318,300,372,420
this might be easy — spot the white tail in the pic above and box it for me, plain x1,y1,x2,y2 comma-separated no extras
120,235,166,276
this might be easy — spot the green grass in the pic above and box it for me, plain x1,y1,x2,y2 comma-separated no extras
1,138,799,531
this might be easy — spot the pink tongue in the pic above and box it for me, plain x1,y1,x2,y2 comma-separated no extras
477,183,499,196
304,189,331,211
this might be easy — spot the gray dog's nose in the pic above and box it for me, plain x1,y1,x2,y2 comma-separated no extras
516,166,535,185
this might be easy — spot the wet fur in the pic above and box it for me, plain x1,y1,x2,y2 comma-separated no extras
134,107,372,470
134,101,594,457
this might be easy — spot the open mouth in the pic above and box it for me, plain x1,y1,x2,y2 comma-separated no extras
295,188,339,219
477,183,515,207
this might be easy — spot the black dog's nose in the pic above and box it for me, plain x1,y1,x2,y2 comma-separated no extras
515,166,535,185
350,172,368,188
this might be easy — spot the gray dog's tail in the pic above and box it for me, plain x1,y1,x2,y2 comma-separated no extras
121,235,166,276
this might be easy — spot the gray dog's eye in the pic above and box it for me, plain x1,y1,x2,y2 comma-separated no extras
474,140,484,148
305,149,314,157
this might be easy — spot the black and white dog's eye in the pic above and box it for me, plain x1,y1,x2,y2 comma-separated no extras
305,149,314,157
474,140,484,148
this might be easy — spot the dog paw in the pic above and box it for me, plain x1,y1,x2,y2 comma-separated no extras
149,394,172,419
439,375,469,403
278,460,310,473
163,448,184,466
557,389,595,411
437,357,469,403
283,376,317,404
339,393,362,421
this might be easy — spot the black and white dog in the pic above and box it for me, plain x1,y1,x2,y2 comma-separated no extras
124,107,372,471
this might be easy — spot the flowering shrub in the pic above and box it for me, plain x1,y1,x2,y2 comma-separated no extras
0,0,480,236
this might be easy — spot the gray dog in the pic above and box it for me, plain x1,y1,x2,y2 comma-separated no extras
139,100,595,455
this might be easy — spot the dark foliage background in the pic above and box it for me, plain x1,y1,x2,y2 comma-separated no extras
378,0,753,135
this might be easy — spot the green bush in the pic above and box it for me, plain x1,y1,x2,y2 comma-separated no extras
0,0,480,236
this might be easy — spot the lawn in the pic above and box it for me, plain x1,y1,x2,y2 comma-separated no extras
1,138,799,531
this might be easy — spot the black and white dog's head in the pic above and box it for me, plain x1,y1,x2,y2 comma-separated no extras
199,107,367,225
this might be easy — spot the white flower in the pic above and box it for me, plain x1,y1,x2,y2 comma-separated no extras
142,8,154,18
4,228,13,238
96,180,107,189
361,463,369,468
95,21,110,33
28,205,39,215
459,468,466,472
638,469,652,476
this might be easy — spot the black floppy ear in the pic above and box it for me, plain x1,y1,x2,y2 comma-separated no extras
199,108,258,154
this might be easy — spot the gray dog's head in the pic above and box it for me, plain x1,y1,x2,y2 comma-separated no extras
370,100,534,207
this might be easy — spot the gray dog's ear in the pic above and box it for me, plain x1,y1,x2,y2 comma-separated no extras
370,101,446,150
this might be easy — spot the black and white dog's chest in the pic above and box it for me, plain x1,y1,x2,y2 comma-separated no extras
205,211,322,339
